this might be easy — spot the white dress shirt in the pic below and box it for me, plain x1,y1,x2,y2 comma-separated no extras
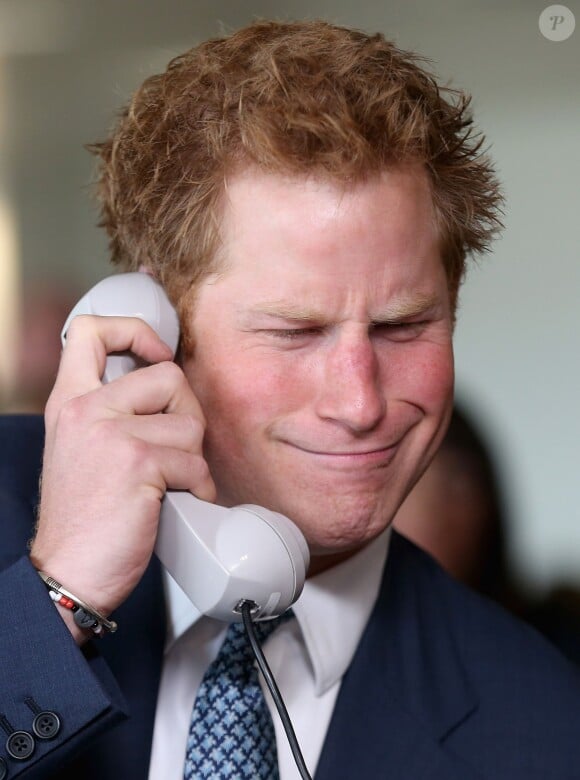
148,528,391,780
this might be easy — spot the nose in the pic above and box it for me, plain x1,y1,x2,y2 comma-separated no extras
315,329,386,433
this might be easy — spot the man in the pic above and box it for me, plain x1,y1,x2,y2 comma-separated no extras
1,19,579,780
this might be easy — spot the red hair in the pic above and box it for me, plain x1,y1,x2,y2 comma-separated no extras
89,19,503,324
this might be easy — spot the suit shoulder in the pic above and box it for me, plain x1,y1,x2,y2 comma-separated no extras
390,536,580,696
396,533,580,705
0,414,45,564
0,414,44,496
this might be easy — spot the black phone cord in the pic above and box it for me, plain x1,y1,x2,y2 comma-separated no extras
241,601,312,780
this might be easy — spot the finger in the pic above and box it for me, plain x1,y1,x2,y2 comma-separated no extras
96,361,205,418
54,315,174,398
143,443,217,502
113,412,205,453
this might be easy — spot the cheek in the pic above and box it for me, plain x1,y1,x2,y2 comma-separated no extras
187,351,307,436
185,352,313,504
387,341,454,409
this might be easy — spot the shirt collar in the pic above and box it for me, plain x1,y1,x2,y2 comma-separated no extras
292,527,391,695
162,527,391,696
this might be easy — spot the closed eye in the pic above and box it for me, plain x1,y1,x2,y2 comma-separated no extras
371,321,429,341
264,327,324,340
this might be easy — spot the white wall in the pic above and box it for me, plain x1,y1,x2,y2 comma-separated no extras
1,0,578,591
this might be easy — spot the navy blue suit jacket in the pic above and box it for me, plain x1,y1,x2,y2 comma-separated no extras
1,414,580,778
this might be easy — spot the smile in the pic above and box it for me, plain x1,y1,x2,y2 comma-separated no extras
284,442,400,469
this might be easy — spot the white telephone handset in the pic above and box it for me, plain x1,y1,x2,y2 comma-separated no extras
61,273,309,621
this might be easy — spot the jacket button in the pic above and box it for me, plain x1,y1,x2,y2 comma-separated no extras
32,711,61,740
6,730,35,760
0,756,7,779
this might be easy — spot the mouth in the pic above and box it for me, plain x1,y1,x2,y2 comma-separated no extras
284,441,400,469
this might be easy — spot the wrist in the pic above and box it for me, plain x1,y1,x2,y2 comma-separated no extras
30,563,119,644
29,549,116,616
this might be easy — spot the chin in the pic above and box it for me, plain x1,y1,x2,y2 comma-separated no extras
288,494,394,558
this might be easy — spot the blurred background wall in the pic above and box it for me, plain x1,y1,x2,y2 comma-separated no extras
0,0,578,594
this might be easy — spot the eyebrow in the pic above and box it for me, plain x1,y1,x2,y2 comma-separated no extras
241,293,441,324
371,294,441,322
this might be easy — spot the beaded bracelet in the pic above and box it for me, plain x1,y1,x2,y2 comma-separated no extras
36,571,118,636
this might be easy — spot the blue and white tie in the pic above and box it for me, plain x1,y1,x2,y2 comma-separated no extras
183,612,291,779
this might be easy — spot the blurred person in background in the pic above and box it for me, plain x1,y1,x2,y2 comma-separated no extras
393,404,513,603
394,404,580,665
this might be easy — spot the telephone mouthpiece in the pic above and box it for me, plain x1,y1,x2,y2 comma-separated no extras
156,492,309,621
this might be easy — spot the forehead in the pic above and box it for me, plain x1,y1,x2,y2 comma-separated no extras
220,165,438,262
220,163,436,236
220,165,438,272
187,165,448,328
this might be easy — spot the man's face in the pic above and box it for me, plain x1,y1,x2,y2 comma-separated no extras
181,165,454,571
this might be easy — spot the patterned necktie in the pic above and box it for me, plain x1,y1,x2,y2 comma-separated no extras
183,611,292,780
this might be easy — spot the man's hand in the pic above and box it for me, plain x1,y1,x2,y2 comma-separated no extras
30,315,215,641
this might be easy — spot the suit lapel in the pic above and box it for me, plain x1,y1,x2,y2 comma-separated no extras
315,532,482,779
